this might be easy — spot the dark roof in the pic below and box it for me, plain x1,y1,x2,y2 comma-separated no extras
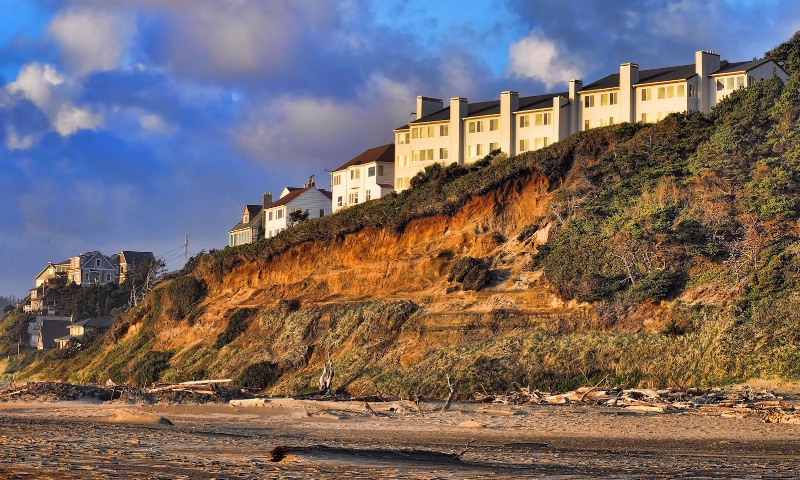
75,317,114,329
583,64,699,91
397,92,567,129
635,64,697,85
333,144,395,172
39,319,70,349
518,92,567,112
711,58,771,75
268,187,332,208
230,204,263,231
119,251,155,266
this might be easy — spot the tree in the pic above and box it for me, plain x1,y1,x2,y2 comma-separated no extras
287,209,310,228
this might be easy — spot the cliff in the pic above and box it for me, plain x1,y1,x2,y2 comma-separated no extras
6,52,800,396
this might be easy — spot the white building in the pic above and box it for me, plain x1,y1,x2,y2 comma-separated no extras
330,144,396,213
394,51,787,191
263,179,332,238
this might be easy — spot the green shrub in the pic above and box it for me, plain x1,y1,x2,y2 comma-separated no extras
632,269,686,301
132,351,173,386
164,276,206,318
214,308,256,349
238,361,281,389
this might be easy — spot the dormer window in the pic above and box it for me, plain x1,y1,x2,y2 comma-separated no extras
96,259,101,267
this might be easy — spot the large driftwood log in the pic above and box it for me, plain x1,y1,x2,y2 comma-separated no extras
318,358,335,393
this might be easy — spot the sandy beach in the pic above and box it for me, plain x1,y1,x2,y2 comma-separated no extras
1,393,800,479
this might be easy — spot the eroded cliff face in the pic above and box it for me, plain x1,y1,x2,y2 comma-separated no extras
183,173,580,343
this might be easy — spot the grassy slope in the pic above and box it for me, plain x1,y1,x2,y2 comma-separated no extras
7,41,800,396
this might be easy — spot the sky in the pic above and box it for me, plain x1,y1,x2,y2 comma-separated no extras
1,0,799,297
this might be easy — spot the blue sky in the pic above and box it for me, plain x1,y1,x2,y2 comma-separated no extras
1,0,799,297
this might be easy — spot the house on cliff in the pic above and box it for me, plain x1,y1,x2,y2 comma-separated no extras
395,51,788,191
330,144,396,213
228,193,272,247
262,179,332,239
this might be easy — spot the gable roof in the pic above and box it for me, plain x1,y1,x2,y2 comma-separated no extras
75,317,114,329
230,204,263,232
583,63,700,91
518,92,568,112
711,58,779,76
333,144,395,172
119,251,156,266
267,186,333,209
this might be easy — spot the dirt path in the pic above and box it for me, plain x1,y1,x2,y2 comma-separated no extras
1,400,799,479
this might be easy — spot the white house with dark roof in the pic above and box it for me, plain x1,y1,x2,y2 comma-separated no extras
263,178,332,238
394,50,787,192
331,144,395,213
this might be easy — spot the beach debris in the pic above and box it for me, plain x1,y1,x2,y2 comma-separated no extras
441,374,458,412
0,380,253,404
318,358,335,394
485,385,799,420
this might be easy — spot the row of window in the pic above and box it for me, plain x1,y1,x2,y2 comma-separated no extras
411,148,449,161
229,230,251,246
411,124,449,139
640,112,670,123
717,75,745,91
519,112,551,128
267,209,284,221
467,142,500,157
336,190,374,207
519,137,550,152
584,117,615,130
332,165,386,185
584,92,618,108
266,228,285,238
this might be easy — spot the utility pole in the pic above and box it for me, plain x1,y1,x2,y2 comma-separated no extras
184,233,189,267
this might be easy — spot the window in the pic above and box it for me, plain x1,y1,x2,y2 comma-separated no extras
378,165,384,176
717,79,724,91
583,119,591,130
666,86,675,98
584,95,594,108
641,88,652,101
489,119,499,131
641,113,650,123
489,142,499,152
737,76,745,88
268,211,273,220
411,127,418,139
519,139,529,152
320,209,325,217
609,117,614,125
350,169,360,180
468,144,483,157
440,147,449,160
366,190,372,201
349,192,359,204
106,274,111,282
688,84,696,98
417,149,434,161
534,138,549,149
657,111,666,121
332,174,341,186
468,121,483,133
412,150,420,161
415,125,434,138
476,144,483,156
534,112,551,126
609,92,617,104
337,196,343,207
277,209,283,219
397,132,409,144
726,77,734,90
600,93,616,106
519,115,529,128
439,124,449,136
677,85,685,97
96,259,101,267
658,87,666,99
396,177,408,189
367,166,376,177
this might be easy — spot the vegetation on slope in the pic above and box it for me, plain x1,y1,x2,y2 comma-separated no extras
6,36,800,395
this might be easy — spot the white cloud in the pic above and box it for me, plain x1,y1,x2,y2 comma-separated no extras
138,112,175,136
231,74,412,168
6,63,102,137
48,8,136,76
507,31,584,89
54,105,102,136
5,129,35,150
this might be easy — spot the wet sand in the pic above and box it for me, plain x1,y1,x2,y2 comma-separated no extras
1,398,800,479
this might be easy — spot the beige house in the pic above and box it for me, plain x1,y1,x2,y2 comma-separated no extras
331,144,396,213
54,317,113,349
394,51,787,192
67,251,117,286
263,179,332,238
228,193,272,247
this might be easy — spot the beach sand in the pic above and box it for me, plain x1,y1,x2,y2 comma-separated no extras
1,396,800,479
